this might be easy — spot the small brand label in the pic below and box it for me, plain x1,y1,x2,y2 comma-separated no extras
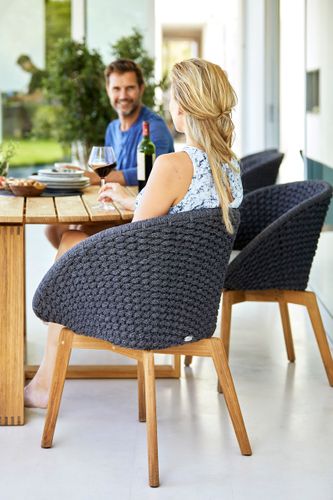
184,336,193,342
137,152,155,181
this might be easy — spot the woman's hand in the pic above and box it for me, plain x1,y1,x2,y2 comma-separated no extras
98,182,135,210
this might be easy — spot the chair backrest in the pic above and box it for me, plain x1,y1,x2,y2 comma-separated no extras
240,151,284,194
33,208,239,350
240,148,278,167
225,180,332,291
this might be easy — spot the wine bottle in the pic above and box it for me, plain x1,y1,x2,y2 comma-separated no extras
137,121,156,192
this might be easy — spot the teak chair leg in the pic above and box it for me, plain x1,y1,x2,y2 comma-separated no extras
143,351,159,487
221,291,233,359
137,360,146,422
41,328,73,448
218,291,235,393
209,338,252,455
278,301,295,362
305,292,333,386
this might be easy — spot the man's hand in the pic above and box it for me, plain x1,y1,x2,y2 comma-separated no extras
98,182,135,210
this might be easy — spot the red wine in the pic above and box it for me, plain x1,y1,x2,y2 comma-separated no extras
90,162,117,179
137,121,155,192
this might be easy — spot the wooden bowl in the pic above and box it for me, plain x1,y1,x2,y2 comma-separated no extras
9,182,47,197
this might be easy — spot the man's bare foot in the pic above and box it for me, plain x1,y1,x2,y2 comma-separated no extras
24,380,49,409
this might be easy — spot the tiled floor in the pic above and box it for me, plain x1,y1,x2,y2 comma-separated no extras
1,225,332,500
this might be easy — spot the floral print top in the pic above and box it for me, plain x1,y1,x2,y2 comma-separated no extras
135,145,243,213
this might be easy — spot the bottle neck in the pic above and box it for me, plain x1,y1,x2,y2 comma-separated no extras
142,121,150,139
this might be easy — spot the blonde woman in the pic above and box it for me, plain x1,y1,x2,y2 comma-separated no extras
25,58,242,408
100,58,242,230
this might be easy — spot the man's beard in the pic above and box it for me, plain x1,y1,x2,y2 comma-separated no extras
115,100,141,118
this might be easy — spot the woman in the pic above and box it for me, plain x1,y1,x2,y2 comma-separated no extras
25,58,243,408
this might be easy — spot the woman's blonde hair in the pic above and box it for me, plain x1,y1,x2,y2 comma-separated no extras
170,58,238,233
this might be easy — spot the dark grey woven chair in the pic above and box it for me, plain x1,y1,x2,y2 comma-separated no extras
221,180,333,387
32,208,251,487
240,148,278,165
240,150,284,194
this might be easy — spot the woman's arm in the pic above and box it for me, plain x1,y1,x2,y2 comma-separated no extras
132,151,195,222
132,154,180,222
98,152,192,222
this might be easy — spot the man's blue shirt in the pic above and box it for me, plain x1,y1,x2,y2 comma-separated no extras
105,106,174,185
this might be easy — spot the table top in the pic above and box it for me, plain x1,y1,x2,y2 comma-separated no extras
0,186,136,224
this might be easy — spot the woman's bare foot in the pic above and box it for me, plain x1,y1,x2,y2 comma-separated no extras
25,231,89,410
24,379,49,409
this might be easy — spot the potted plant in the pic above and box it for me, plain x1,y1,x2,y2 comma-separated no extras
44,39,111,166
0,142,17,177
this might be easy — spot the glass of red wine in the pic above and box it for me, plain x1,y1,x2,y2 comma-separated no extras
88,146,117,211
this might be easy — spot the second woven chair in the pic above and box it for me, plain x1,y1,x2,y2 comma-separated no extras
32,208,251,487
222,180,333,386
240,149,284,194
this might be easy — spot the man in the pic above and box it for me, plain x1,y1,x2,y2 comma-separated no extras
85,58,174,186
46,59,174,248
16,54,47,98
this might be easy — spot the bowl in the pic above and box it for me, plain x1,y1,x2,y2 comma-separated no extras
9,180,47,197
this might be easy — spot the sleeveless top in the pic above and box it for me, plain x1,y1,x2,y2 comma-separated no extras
135,145,243,213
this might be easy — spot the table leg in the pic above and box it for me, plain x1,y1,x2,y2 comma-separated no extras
0,225,25,425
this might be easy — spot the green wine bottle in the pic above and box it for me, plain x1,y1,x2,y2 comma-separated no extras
137,121,156,192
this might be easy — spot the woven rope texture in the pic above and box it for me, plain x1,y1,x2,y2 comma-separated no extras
33,208,239,350
240,151,284,194
225,180,332,291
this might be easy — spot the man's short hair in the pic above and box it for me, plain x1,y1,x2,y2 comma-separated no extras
17,54,32,66
104,59,144,87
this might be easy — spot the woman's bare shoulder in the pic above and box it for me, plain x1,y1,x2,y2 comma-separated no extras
154,151,192,177
155,151,188,164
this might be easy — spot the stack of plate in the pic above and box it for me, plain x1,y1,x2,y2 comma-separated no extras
30,169,90,192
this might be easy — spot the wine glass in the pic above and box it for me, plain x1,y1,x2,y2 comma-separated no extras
88,146,117,211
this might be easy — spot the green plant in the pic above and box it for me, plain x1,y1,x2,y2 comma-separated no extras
111,28,168,114
40,31,166,165
0,141,17,175
0,141,16,162
32,105,58,140
45,39,111,159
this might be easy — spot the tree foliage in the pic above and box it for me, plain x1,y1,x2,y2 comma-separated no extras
43,30,164,153
45,39,111,149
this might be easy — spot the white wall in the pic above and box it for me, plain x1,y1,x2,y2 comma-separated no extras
0,0,45,92
306,0,333,169
86,0,155,63
241,0,265,155
71,0,86,42
155,0,243,154
241,0,280,157
279,0,305,181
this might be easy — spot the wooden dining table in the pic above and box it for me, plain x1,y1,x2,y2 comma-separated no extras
0,185,180,426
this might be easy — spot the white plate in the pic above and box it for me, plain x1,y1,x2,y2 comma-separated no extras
32,175,90,185
30,176,90,190
44,182,90,191
38,169,85,179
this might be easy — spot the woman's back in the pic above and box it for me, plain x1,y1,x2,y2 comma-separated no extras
136,145,243,215
169,145,242,214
